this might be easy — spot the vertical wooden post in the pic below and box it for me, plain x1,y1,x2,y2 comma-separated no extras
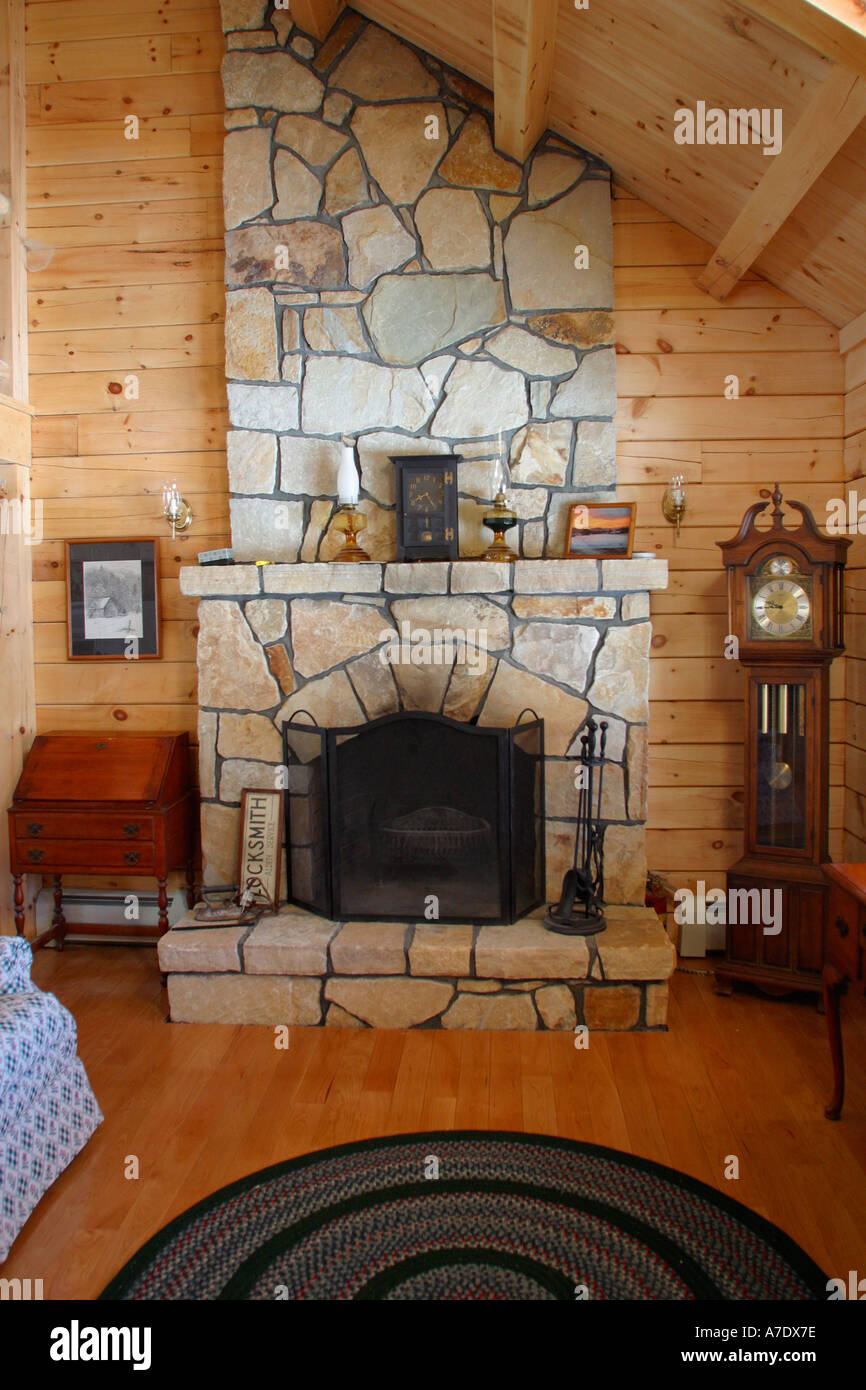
492,0,559,162
290,0,346,43
0,0,28,402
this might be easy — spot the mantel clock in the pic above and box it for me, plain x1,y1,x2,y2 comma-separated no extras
393,456,460,562
715,484,850,999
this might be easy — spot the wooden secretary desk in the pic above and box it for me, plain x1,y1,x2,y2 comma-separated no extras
8,733,197,944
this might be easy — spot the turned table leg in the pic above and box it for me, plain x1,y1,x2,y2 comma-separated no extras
13,874,25,936
52,875,66,950
157,877,169,934
823,961,846,1121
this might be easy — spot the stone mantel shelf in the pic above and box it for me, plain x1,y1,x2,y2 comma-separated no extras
180,556,669,599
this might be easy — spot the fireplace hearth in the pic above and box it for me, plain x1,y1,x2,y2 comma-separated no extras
283,710,545,924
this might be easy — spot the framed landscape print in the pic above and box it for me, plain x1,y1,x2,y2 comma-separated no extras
564,502,636,559
66,539,160,660
238,788,282,911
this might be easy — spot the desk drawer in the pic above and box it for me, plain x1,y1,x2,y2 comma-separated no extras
826,882,860,980
11,813,154,843
13,839,156,872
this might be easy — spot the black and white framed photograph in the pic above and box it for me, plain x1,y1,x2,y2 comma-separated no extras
65,539,161,660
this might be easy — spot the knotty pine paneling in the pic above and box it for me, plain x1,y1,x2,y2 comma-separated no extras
613,185,846,895
25,0,228,901
844,324,866,861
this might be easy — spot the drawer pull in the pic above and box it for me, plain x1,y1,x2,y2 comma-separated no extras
27,849,44,864
123,823,141,838
124,850,141,865
835,915,850,940
27,823,42,837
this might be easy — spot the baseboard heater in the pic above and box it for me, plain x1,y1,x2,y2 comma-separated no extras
34,887,185,943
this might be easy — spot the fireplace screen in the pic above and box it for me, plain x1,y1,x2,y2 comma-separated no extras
283,711,544,924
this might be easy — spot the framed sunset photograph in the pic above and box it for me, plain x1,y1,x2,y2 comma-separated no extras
564,502,636,559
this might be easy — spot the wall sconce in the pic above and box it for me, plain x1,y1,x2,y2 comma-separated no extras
662,474,687,537
162,481,192,541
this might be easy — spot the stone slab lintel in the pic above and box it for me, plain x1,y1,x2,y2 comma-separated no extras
262,562,384,593
180,565,262,596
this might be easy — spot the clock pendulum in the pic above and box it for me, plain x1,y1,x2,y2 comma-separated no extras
715,484,850,1000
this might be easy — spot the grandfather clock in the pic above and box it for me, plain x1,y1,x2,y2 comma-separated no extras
715,485,850,998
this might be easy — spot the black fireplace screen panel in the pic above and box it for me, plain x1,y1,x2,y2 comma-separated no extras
283,712,544,924
511,720,546,921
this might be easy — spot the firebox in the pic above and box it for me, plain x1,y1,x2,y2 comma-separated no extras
283,711,545,924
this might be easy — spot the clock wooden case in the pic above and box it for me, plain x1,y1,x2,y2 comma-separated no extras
716,485,850,999
393,456,460,562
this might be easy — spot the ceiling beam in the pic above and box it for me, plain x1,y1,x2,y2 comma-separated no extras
290,0,345,42
739,1,866,82
492,0,558,162
697,65,866,300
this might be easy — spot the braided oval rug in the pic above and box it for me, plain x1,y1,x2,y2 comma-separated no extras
101,1131,827,1301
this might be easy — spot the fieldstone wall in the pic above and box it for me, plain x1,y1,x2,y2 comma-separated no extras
218,5,616,561
180,556,669,907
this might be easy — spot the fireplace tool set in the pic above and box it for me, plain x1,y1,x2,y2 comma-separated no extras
545,718,608,936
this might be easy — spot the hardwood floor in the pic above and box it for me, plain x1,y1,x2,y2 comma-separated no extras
4,944,866,1298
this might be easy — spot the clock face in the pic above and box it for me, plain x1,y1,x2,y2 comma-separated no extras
407,472,446,513
751,577,811,638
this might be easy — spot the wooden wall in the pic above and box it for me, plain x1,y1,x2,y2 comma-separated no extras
21,0,850,913
613,186,846,892
0,400,37,935
25,0,228,756
842,311,866,862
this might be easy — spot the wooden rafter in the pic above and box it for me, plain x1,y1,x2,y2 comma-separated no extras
697,65,866,300
290,0,346,42
492,0,558,162
738,0,866,82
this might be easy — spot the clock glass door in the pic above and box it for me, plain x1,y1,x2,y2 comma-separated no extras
754,680,807,851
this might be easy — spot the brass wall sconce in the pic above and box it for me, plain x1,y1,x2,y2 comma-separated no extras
662,474,687,537
162,482,192,541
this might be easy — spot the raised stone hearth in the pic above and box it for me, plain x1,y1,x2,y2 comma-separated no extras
158,902,675,1030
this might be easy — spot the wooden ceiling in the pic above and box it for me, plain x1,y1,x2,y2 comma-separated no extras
332,0,866,330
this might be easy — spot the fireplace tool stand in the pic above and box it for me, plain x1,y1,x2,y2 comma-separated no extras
545,719,608,936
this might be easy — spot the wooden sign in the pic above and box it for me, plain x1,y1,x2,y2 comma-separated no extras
238,788,282,910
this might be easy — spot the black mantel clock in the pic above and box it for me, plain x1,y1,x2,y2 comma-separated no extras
715,484,850,1001
393,456,460,561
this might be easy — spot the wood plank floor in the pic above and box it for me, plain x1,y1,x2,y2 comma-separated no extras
4,945,866,1298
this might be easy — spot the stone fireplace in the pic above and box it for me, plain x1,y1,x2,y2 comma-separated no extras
158,6,676,1030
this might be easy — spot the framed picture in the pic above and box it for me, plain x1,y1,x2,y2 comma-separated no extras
66,539,160,660
238,788,282,911
564,502,636,559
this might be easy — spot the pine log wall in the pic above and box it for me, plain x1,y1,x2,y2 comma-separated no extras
24,0,229,760
843,315,866,862
23,0,849,904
